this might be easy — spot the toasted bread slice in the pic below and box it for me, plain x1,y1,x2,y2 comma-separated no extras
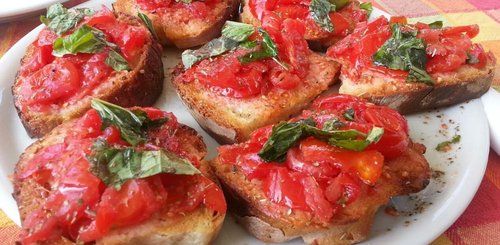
240,0,369,49
12,13,164,138
13,109,225,244
114,0,240,48
337,54,496,114
172,53,340,144
211,141,430,244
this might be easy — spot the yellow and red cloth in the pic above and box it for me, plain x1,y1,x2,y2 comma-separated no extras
0,0,498,244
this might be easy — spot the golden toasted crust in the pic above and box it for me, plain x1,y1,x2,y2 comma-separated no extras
210,141,430,244
13,116,225,245
12,14,164,138
338,53,496,114
172,52,340,144
113,0,240,48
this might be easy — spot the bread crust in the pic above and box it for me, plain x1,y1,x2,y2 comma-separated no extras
172,53,340,144
338,53,496,114
113,0,240,48
13,115,225,245
12,13,164,138
210,141,430,244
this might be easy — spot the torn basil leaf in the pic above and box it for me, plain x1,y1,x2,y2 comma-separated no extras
106,49,131,71
466,52,480,64
330,0,350,9
322,118,345,131
240,40,259,49
343,108,355,121
310,0,335,32
435,135,461,152
428,20,443,29
89,139,200,190
138,12,159,40
52,24,106,57
222,21,255,42
182,37,240,69
258,118,384,162
238,28,288,69
372,24,434,85
90,99,167,146
359,2,373,16
40,3,94,35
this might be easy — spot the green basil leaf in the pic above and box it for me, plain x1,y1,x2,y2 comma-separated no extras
222,21,255,42
258,118,383,162
322,118,345,131
373,24,434,85
359,2,373,16
41,4,94,35
89,140,200,190
238,28,288,69
138,12,159,40
106,49,131,71
436,135,461,152
466,52,480,64
310,0,335,33
52,24,106,57
240,40,259,49
428,20,443,29
343,108,355,121
330,0,350,10
182,37,239,69
90,99,167,146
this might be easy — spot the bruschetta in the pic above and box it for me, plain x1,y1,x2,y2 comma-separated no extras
13,99,226,244
327,16,496,114
12,4,164,138
240,0,372,49
210,94,431,244
172,18,340,144
114,0,240,48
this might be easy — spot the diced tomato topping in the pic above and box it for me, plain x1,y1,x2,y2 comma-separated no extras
17,110,225,244
389,16,408,25
249,0,369,40
218,94,410,222
18,6,148,113
328,16,489,81
182,16,310,98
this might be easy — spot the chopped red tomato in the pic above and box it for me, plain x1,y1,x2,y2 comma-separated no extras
389,16,408,25
218,94,409,222
17,110,225,244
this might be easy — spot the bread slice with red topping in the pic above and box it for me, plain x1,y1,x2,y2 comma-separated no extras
240,0,371,49
210,94,431,244
173,19,340,144
13,100,226,244
114,0,240,48
327,16,496,114
12,5,164,138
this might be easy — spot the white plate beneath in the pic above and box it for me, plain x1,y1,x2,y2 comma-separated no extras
0,0,68,22
0,1,490,244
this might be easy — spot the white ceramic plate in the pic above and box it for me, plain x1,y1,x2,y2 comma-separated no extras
0,0,68,22
0,1,490,244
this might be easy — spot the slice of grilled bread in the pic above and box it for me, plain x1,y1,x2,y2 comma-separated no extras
13,110,225,244
113,0,240,48
210,141,430,244
337,53,496,114
240,0,368,49
12,13,164,138
172,53,340,144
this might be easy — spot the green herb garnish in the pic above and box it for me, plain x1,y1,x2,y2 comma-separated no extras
258,118,384,162
428,20,443,29
436,135,461,152
222,21,255,42
372,24,434,85
359,2,373,17
322,118,345,131
238,28,288,69
343,108,355,121
52,24,130,71
40,3,94,35
89,140,200,190
138,12,159,40
310,0,335,32
90,99,167,146
466,52,480,64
